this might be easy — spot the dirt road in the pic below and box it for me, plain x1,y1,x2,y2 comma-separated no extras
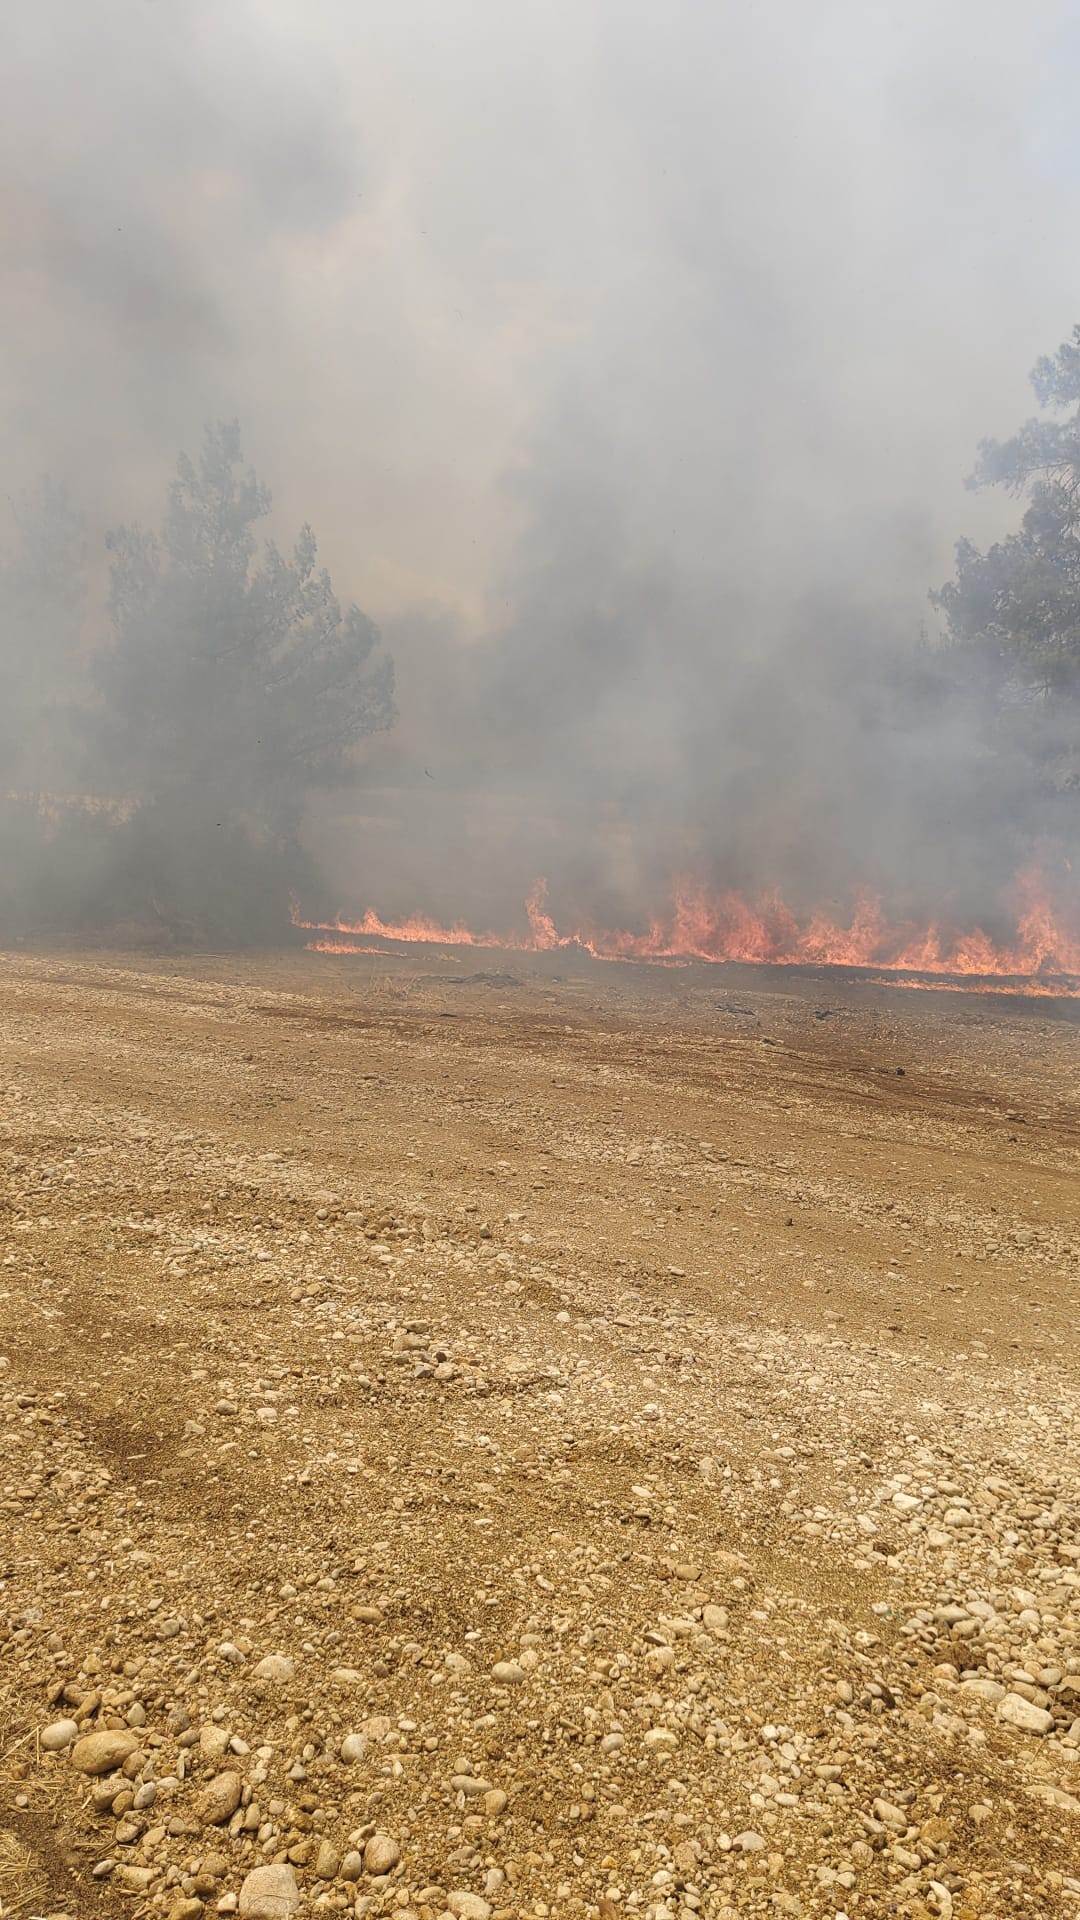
1,948,1078,1920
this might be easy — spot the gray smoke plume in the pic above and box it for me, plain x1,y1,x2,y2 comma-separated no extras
4,0,1080,944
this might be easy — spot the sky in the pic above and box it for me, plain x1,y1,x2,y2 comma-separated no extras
4,0,1080,924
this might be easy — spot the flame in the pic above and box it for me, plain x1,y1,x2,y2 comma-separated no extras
293,868,1080,998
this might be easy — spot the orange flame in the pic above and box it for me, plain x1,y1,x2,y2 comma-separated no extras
292,869,1080,998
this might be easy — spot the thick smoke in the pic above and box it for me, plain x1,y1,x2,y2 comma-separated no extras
4,1,1080,943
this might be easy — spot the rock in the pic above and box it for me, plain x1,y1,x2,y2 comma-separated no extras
942,1506,972,1528
70,1729,141,1775
451,1774,493,1797
961,1677,1006,1704
363,1834,400,1874
447,1896,492,1920
1028,1782,1080,1813
341,1850,364,1881
340,1732,367,1762
117,1865,157,1891
251,1654,294,1684
483,1788,508,1816
199,1725,231,1764
702,1605,728,1631
238,1864,300,1918
196,1770,243,1824
873,1798,908,1831
168,1900,205,1920
732,1831,766,1852
491,1661,525,1684
40,1718,79,1751
998,1693,1054,1735
315,1840,341,1879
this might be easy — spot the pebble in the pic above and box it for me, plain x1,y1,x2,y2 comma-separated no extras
237,1864,301,1918
251,1654,295,1684
314,1840,341,1879
363,1834,400,1874
872,1797,908,1831
339,1732,367,1762
491,1661,525,1684
998,1693,1054,1735
447,1896,492,1920
40,1718,79,1751
200,1725,232,1764
70,1729,141,1775
196,1769,243,1824
961,1677,1006,1704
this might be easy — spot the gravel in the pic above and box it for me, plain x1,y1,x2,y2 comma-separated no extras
1,950,1079,1918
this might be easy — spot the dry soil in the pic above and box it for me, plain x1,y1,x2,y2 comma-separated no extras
1,947,1079,1920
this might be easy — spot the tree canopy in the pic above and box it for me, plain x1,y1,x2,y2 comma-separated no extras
98,421,393,824
934,325,1080,695
89,423,394,941
0,479,87,794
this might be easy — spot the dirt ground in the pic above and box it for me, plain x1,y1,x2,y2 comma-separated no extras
1,946,1078,1920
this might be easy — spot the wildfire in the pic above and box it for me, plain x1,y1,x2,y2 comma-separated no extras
292,870,1080,998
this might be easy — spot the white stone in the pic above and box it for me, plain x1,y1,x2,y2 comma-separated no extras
447,1896,492,1920
40,1718,79,1751
873,1797,907,1831
998,1693,1053,1735
251,1654,295,1684
363,1834,400,1875
237,1864,300,1918
961,1677,1006,1704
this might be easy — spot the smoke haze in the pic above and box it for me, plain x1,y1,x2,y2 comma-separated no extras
5,0,1080,940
